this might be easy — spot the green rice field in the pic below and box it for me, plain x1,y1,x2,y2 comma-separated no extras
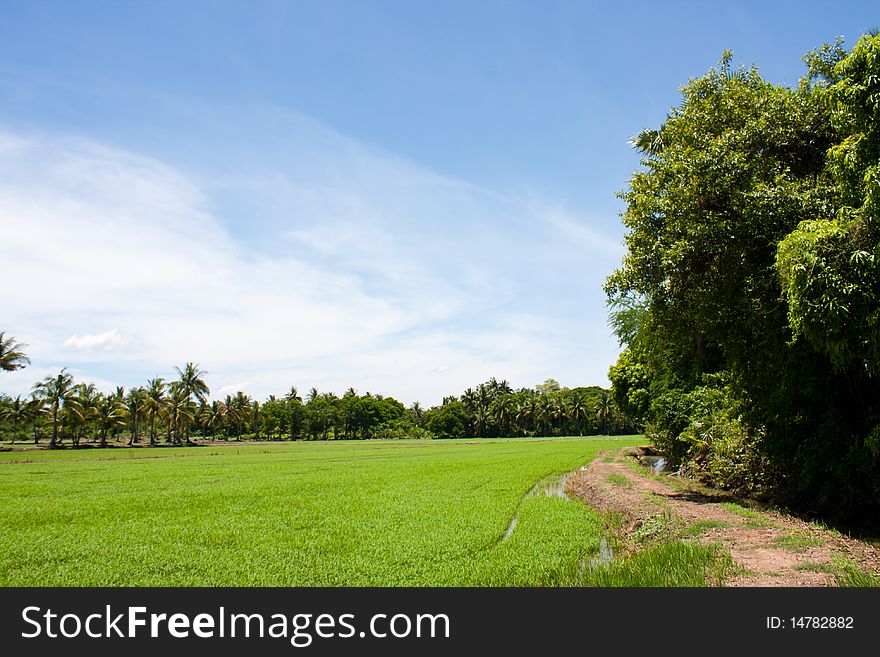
0,437,728,586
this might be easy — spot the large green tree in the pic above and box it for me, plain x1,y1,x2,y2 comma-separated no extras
606,36,880,521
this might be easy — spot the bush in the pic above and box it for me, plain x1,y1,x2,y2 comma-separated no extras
648,376,777,498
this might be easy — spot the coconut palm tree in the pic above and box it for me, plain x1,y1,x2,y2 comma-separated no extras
175,362,210,402
32,369,75,447
125,387,148,445
1,395,28,443
596,391,614,435
0,332,30,372
567,396,587,436
69,382,99,446
513,400,530,436
492,396,513,437
145,377,167,446
551,396,568,436
251,400,260,438
95,394,127,448
26,394,46,443
201,400,226,440
167,383,197,445
174,363,208,442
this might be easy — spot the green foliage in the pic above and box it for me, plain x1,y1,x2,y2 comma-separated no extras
424,400,470,439
606,35,880,524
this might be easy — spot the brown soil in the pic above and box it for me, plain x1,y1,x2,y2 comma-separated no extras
566,448,880,587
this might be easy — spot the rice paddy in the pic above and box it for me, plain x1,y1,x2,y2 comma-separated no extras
0,436,727,586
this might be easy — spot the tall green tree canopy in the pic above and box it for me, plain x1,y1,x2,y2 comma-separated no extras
606,35,880,523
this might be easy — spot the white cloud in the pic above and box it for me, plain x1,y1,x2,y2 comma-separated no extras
0,125,620,405
63,329,127,352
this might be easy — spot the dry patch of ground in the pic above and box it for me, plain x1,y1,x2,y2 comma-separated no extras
567,448,880,587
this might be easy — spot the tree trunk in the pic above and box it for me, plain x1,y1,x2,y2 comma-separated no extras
50,405,59,448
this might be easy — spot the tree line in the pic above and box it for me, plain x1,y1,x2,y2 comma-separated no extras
605,34,880,525
0,335,629,446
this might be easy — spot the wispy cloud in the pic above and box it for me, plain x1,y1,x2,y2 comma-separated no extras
0,123,621,404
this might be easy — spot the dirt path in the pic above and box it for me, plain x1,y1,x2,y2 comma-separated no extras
566,448,880,586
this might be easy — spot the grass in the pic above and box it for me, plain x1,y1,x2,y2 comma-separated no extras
743,517,774,529
772,531,823,553
682,519,731,537
834,565,880,587
794,561,836,574
3,435,721,587
582,541,734,587
605,473,631,487
720,502,763,519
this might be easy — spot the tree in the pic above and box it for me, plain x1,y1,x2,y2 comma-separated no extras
606,36,880,520
424,401,469,439
492,396,513,436
70,382,99,447
125,387,148,445
535,378,561,395
95,394,127,448
145,377,167,446
175,362,209,402
175,363,209,441
32,369,75,447
0,395,28,443
595,391,614,435
566,396,587,436
0,332,30,372
203,400,226,439
167,383,197,445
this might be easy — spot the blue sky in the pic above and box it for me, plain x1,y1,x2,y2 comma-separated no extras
0,0,876,404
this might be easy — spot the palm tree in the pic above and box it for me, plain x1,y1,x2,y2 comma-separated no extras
567,396,587,436
251,400,260,438
174,363,208,441
201,400,226,440
596,391,614,435
26,395,46,443
167,383,197,445
551,396,568,436
0,332,30,372
175,362,209,402
70,382,99,446
514,400,531,436
307,387,319,402
125,387,148,445
1,395,28,443
630,127,665,156
95,394,127,448
145,377,167,446
32,369,75,447
285,386,302,403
